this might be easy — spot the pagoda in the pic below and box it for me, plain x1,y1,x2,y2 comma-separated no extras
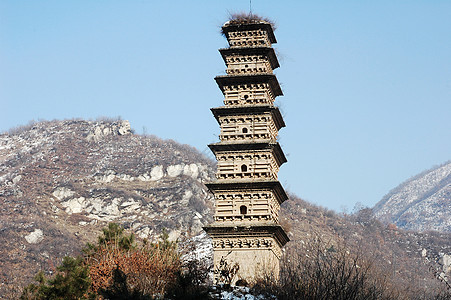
204,16,289,285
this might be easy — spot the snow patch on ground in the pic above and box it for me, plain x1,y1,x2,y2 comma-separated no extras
210,286,275,300
182,231,213,262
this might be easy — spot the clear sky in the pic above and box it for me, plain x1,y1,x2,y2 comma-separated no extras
1,1,450,212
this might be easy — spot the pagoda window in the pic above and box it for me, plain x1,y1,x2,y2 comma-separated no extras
240,205,248,215
241,164,248,172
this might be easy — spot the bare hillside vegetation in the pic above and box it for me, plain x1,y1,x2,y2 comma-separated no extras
0,119,450,298
374,161,450,232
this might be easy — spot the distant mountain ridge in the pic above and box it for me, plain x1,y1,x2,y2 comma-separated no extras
373,161,451,232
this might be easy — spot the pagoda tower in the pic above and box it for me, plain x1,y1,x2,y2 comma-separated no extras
204,17,289,285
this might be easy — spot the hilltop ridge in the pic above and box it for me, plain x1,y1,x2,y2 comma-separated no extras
374,161,451,232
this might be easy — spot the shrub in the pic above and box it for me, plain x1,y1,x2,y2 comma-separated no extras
86,227,180,298
165,258,212,300
252,239,399,300
21,224,184,299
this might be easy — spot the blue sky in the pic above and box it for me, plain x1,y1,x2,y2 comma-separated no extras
1,1,450,212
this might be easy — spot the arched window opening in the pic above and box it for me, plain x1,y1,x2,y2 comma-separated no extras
244,94,249,100
240,205,248,215
241,164,248,172
242,127,248,134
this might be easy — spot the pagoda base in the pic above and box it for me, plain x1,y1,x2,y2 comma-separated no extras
204,224,288,285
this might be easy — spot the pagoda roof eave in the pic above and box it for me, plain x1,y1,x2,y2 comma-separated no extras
208,142,287,166
205,180,288,204
215,74,283,97
210,106,285,130
219,47,280,70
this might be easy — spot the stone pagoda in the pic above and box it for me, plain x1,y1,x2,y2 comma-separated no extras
204,17,289,285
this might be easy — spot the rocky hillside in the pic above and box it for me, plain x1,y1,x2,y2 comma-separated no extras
373,161,451,232
0,119,216,295
280,196,451,295
1,119,450,297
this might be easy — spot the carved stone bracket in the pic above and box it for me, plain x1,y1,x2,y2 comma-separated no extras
213,237,274,249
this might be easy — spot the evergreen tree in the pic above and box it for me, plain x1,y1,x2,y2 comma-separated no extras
21,256,94,300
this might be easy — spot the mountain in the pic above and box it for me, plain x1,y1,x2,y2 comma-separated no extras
1,119,450,297
0,119,216,295
373,161,451,232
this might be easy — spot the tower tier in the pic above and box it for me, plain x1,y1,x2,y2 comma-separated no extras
219,47,279,75
209,142,286,181
215,74,282,106
211,106,284,143
206,180,288,204
222,22,277,47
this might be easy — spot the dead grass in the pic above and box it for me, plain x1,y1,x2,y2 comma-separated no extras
223,12,276,32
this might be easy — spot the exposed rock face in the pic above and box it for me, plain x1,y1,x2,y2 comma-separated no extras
441,254,451,274
373,161,451,232
86,120,131,142
24,229,44,244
